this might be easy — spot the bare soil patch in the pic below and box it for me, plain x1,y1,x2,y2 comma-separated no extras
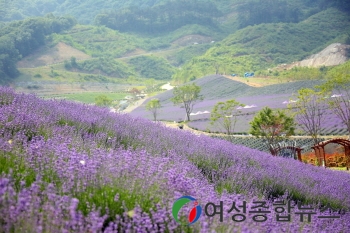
276,43,349,70
17,42,91,68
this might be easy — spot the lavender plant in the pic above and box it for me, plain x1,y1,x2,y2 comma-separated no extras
1,87,350,232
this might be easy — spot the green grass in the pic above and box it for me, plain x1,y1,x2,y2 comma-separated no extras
0,151,37,190
45,92,127,104
18,66,127,83
51,25,143,58
329,167,349,171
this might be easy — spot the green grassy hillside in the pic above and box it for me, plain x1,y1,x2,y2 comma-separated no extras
172,8,350,83
16,23,214,82
51,24,218,56
50,25,143,57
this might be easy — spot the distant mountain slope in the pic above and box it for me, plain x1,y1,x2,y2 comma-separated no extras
2,0,349,30
0,0,166,23
2,1,350,85
173,8,350,83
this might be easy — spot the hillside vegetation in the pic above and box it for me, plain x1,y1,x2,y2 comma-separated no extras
95,0,222,34
0,15,75,84
2,0,349,30
50,25,144,57
0,0,349,87
0,0,168,23
173,8,350,83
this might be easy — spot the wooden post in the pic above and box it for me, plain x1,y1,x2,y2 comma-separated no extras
314,147,323,167
297,148,302,162
321,145,326,167
345,145,350,170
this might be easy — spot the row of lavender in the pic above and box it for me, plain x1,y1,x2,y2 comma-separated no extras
131,92,294,124
187,108,348,135
133,97,347,135
1,87,350,232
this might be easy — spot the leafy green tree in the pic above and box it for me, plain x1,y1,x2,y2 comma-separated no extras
130,88,141,96
346,33,350,44
210,99,244,136
95,95,112,107
288,88,326,144
146,98,161,122
64,60,72,70
171,83,203,121
249,107,295,154
70,57,78,68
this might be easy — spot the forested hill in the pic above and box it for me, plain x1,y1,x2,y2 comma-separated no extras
0,15,75,83
1,0,350,85
94,0,222,34
1,0,350,27
0,0,166,24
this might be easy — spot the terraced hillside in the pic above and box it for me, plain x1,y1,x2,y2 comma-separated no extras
130,75,347,136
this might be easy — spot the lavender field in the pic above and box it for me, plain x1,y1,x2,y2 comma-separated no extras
1,87,350,232
187,108,348,135
131,75,347,136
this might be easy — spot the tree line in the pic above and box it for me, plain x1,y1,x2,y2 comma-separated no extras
0,15,76,83
95,0,222,34
0,0,165,23
237,0,350,28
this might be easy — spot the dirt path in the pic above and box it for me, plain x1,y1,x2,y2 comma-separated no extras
122,97,149,113
160,82,174,90
161,122,207,136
